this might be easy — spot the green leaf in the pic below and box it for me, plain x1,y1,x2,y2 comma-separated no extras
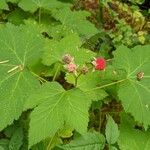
112,45,150,129
18,0,67,13
0,146,5,150
59,131,105,150
66,71,108,101
0,139,9,150
47,24,73,40
4,124,18,138
42,33,95,66
9,127,23,150
0,0,8,10
0,23,45,130
118,114,150,150
24,82,65,110
51,7,98,38
7,8,29,25
105,115,119,145
27,82,91,148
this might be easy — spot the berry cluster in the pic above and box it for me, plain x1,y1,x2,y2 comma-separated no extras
62,54,106,74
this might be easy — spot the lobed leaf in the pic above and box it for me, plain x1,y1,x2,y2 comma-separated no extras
42,33,95,66
51,7,98,38
27,82,91,148
113,45,150,129
0,23,45,131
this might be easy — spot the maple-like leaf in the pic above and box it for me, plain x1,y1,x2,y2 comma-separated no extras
51,7,98,38
24,82,65,110
26,82,91,148
42,33,95,66
113,45,150,129
0,23,45,131
19,0,98,37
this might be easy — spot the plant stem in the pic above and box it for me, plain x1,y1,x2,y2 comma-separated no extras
38,7,42,24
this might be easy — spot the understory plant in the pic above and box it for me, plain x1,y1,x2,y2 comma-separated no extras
0,0,150,150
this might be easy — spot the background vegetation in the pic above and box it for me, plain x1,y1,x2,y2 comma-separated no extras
0,0,150,150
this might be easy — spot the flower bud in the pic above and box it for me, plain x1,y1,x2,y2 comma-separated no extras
80,66,88,74
62,54,74,64
65,63,77,73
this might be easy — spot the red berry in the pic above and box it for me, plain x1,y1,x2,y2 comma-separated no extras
92,57,106,70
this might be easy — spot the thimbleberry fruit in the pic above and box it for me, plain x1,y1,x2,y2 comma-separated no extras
92,57,106,70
